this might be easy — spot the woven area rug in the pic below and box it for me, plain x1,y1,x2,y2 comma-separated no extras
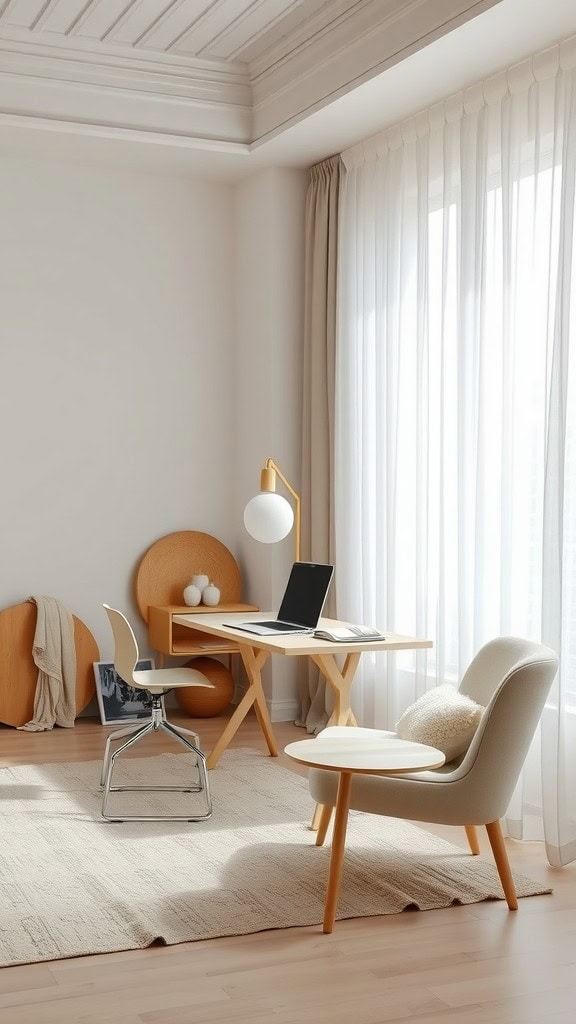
0,748,550,967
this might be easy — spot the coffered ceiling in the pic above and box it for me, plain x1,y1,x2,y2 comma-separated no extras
2,0,576,178
0,0,503,151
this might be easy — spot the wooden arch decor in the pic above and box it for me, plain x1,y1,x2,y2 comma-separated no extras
0,603,99,728
135,531,242,623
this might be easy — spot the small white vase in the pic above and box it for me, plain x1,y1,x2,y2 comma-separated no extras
202,582,220,607
183,584,202,607
191,574,209,592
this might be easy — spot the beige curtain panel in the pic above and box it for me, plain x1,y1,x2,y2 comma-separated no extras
298,154,343,733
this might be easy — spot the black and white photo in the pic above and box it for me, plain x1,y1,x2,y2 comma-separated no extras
93,660,155,725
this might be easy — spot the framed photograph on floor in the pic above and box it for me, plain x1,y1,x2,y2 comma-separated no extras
93,660,156,725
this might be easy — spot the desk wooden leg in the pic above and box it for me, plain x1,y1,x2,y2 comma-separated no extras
312,652,362,728
206,686,257,770
253,698,278,758
206,646,277,769
323,771,352,933
242,645,278,759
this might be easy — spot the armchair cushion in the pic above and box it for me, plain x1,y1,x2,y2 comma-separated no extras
396,684,484,762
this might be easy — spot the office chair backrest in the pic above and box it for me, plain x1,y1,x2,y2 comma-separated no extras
103,604,139,686
451,636,558,821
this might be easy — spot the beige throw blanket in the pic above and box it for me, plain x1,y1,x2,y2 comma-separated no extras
18,596,77,731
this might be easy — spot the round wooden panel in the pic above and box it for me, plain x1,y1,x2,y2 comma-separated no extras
0,603,99,728
135,531,242,622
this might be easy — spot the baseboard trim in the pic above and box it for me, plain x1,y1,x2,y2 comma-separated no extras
232,685,299,723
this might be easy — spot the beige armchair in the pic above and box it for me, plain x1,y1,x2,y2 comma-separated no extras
309,637,559,909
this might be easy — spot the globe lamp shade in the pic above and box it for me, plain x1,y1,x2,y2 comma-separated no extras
243,492,294,544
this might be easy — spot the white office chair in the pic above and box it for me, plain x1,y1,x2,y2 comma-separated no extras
101,604,214,822
309,637,558,909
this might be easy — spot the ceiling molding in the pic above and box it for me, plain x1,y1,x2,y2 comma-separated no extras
247,0,374,78
0,31,253,144
250,0,502,140
0,0,503,150
0,108,252,152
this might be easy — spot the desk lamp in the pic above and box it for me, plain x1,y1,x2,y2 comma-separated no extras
243,457,301,560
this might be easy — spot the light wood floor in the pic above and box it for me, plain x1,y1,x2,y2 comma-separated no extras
1,713,575,1024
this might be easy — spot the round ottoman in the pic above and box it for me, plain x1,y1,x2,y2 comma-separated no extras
175,657,234,717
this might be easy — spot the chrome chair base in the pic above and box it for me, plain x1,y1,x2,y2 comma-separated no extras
100,698,212,823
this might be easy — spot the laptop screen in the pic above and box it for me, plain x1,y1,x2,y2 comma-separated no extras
277,562,334,628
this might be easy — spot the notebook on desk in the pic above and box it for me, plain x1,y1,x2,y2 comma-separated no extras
223,562,334,636
314,625,387,642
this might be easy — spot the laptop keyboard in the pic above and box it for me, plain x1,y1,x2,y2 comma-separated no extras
258,621,301,630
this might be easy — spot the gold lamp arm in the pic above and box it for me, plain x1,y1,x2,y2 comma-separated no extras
260,457,301,561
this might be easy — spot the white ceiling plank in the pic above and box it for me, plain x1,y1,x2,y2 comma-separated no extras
0,0,30,28
30,0,62,32
39,0,95,35
65,0,96,35
99,0,156,43
109,0,191,45
198,0,299,60
69,0,122,38
101,0,166,44
134,0,208,50
166,0,256,55
236,0,346,63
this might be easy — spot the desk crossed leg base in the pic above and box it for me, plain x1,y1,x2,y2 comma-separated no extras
309,651,361,832
206,644,278,770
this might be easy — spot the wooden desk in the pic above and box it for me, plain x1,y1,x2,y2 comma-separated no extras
173,612,432,771
285,730,445,932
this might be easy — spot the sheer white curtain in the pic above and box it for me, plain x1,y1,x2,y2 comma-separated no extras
335,38,576,866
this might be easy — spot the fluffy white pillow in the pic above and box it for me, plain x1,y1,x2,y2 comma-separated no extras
395,684,484,762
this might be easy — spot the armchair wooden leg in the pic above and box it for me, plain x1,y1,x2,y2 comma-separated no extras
465,825,480,855
315,805,333,847
310,802,324,831
485,820,518,910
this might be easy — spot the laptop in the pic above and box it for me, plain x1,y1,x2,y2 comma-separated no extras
224,562,334,636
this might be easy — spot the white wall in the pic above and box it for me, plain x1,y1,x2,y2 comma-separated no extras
0,157,235,661
0,155,307,723
233,167,308,720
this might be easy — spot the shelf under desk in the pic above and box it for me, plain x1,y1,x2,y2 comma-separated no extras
148,604,259,660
